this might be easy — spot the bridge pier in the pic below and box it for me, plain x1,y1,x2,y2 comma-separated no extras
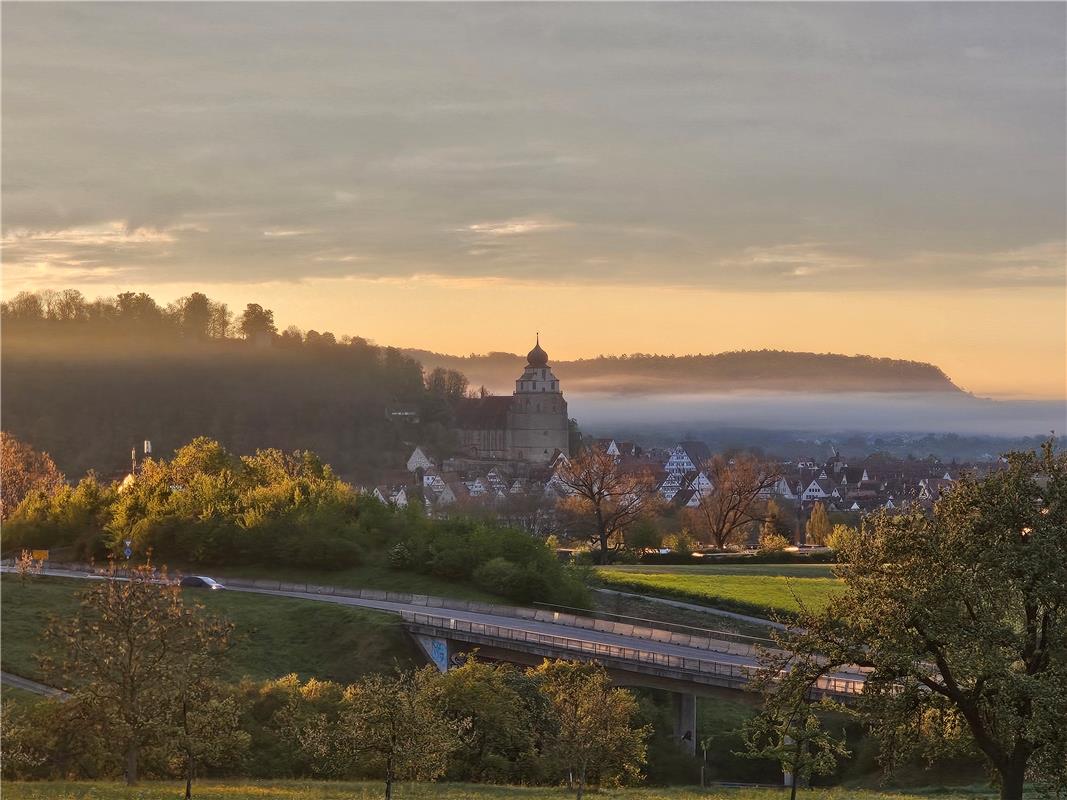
672,692,697,755
413,634,455,672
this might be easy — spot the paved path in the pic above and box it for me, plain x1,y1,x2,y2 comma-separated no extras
4,567,865,685
0,670,70,700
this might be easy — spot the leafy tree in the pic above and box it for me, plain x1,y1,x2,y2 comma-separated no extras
435,658,550,782
757,531,790,553
555,447,661,563
825,523,857,552
173,292,213,339
765,442,1067,800
532,660,649,799
624,519,662,554
741,704,850,800
691,454,781,550
169,681,249,798
805,502,831,545
40,561,234,785
0,432,65,520
115,292,165,328
4,475,115,558
237,303,277,340
662,529,696,555
761,498,794,541
340,667,465,800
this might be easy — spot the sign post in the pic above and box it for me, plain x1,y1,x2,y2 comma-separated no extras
124,539,133,560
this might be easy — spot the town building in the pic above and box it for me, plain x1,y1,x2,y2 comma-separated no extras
453,336,569,464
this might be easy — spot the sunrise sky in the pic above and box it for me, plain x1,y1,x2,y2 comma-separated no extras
3,3,1064,398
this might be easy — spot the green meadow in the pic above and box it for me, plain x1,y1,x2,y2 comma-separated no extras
594,564,843,618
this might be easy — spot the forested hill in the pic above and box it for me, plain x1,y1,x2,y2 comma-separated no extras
404,349,964,395
1,290,463,480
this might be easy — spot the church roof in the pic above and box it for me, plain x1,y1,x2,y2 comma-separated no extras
526,334,549,367
454,395,511,429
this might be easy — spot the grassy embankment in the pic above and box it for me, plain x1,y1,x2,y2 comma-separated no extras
0,576,419,686
204,562,504,603
0,782,1000,800
594,564,842,619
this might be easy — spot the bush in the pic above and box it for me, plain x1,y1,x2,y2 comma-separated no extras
826,524,858,552
757,531,790,553
403,516,590,607
388,542,413,569
473,557,523,597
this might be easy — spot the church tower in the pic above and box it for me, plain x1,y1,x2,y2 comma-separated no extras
507,335,569,462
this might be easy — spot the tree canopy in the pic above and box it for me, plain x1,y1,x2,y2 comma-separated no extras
760,442,1067,800
1,289,456,479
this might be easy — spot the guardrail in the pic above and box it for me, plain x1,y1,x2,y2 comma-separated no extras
401,610,864,697
533,601,779,648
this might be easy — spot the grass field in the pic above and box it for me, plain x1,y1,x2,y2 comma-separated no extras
594,564,842,618
0,782,999,800
604,564,838,579
1,684,40,708
1,576,418,685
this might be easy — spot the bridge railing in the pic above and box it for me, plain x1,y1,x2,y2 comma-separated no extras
401,611,864,696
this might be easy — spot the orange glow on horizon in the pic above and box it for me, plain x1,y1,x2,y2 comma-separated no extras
3,277,1064,399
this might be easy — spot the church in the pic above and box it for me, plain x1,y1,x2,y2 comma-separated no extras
454,336,569,464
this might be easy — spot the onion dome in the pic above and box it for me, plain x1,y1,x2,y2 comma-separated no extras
526,334,549,367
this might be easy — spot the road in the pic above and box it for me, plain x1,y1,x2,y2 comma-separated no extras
593,587,795,632
4,567,867,685
0,670,70,700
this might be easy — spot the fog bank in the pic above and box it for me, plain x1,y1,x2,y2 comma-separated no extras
568,392,1066,438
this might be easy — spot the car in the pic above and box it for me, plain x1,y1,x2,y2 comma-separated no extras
179,575,226,590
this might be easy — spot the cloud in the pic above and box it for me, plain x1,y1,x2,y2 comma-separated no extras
0,3,1062,292
2,221,177,248
462,218,573,237
262,229,317,238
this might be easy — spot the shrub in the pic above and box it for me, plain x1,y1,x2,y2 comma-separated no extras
826,524,858,552
388,542,413,569
473,557,523,597
757,531,790,553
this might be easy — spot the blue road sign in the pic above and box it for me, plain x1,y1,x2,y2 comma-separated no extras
124,547,133,559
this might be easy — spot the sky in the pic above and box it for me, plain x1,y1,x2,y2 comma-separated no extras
2,2,1065,398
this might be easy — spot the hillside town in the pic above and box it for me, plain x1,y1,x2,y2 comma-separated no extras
368,338,989,544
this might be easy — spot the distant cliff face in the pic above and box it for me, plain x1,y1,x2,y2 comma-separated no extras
404,349,965,396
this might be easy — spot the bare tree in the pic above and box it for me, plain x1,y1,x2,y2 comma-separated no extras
691,454,781,550
555,448,661,563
